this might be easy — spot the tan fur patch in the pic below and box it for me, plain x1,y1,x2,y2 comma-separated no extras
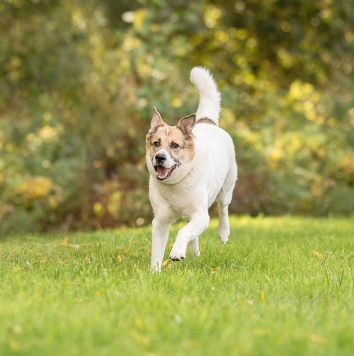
197,118,217,125
146,126,195,164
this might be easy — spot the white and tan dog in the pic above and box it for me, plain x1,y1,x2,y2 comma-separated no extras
146,66,237,271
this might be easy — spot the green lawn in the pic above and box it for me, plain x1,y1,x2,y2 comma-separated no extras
0,216,353,355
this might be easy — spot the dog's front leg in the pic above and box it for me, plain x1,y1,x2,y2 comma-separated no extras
169,212,210,261
151,219,172,272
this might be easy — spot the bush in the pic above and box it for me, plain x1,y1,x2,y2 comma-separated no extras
0,0,353,233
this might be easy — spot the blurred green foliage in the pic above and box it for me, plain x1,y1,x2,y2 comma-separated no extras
0,0,353,234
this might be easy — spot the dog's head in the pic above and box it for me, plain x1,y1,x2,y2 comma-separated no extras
146,107,196,184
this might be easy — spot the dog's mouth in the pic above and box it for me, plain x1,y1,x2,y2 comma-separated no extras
155,164,177,181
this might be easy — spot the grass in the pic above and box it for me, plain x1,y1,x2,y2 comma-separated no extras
0,216,353,355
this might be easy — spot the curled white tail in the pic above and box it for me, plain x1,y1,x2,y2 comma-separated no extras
190,66,221,125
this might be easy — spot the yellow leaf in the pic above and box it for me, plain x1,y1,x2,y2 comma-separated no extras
61,236,70,246
133,9,146,30
135,317,144,329
12,266,23,271
254,328,268,336
8,325,22,335
171,97,182,108
117,255,122,262
8,340,20,351
93,202,104,216
260,291,265,301
311,250,324,259
309,334,327,345
130,331,150,346
162,259,169,267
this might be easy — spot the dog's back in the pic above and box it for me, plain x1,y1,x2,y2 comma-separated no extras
189,67,237,206
192,123,237,207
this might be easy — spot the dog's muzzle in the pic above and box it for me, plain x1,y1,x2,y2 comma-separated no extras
153,152,177,181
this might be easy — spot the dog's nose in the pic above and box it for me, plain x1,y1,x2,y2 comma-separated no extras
155,153,166,164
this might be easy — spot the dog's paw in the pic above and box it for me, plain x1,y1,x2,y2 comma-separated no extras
150,263,161,273
169,243,187,261
193,250,201,257
218,224,230,244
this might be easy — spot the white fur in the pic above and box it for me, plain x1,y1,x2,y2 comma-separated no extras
148,67,237,271
190,66,221,124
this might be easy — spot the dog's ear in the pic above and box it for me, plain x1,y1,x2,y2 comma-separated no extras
177,114,196,136
149,107,166,133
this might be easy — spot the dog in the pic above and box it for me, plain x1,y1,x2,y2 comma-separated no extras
146,66,237,271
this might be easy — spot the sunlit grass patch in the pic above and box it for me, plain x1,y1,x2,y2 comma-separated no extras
0,216,353,355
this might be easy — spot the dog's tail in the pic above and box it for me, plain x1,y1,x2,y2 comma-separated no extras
190,66,221,125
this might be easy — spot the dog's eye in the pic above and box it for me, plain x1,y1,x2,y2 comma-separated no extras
170,142,179,149
153,141,160,147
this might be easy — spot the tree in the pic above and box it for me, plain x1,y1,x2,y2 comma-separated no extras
0,0,353,234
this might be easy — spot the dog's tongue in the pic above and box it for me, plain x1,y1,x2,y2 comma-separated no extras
157,166,170,179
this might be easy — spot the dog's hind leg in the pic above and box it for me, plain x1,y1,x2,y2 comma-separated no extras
189,237,201,256
217,173,236,244
217,203,230,244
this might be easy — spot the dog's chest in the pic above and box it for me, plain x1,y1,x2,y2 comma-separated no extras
151,178,201,217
